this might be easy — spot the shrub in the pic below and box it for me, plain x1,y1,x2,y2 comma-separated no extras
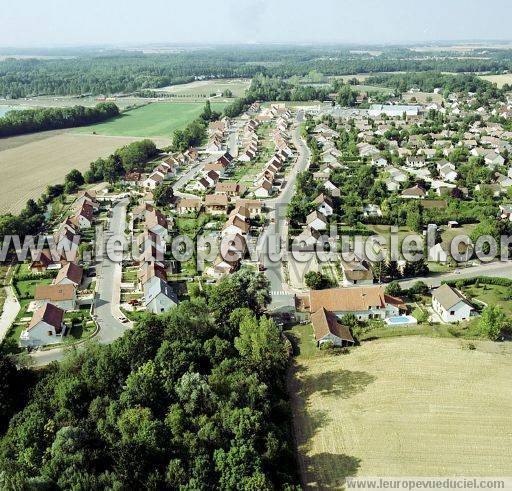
385,281,403,297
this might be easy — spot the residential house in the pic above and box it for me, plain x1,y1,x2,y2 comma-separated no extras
53,262,83,287
222,207,251,237
34,284,77,311
438,162,458,182
295,227,321,249
339,255,374,286
313,194,334,217
484,151,505,169
306,211,328,231
144,278,178,314
74,202,94,229
138,262,167,288
371,156,388,167
215,182,245,199
401,185,426,199
311,308,355,347
363,204,382,217
204,194,229,215
432,284,473,323
30,249,62,273
146,209,170,241
499,204,512,221
75,191,99,212
324,180,341,197
254,179,273,198
20,303,67,347
143,171,165,190
177,197,202,214
309,285,406,321
406,156,426,168
235,199,262,218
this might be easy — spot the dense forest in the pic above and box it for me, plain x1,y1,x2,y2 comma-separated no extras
0,102,119,137
0,270,298,489
1,46,512,98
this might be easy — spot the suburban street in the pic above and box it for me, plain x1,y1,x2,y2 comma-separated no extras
31,199,131,366
260,111,310,310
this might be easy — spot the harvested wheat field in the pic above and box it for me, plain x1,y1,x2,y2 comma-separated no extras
0,132,169,214
288,331,512,489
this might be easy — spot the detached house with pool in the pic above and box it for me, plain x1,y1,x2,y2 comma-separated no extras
309,285,406,322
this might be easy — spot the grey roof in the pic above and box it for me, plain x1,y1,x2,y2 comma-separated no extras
144,277,178,307
432,284,471,311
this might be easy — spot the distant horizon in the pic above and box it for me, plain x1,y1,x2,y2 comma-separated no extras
1,0,511,48
2,39,512,52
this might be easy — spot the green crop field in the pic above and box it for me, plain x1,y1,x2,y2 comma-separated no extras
74,102,227,138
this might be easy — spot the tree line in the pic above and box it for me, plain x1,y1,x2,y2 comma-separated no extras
0,270,298,489
3,47,511,98
0,102,119,137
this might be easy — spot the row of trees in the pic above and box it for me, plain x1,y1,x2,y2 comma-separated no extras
172,101,220,152
0,102,119,137
0,270,298,489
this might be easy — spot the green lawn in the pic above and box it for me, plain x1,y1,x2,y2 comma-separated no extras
463,283,512,315
15,278,52,299
285,324,320,360
74,102,227,138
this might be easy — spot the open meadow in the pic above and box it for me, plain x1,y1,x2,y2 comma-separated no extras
0,132,169,213
288,330,512,489
479,74,512,88
150,78,250,99
73,101,227,138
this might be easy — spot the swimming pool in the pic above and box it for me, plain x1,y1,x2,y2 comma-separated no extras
385,315,418,326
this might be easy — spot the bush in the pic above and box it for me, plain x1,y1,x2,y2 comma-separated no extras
385,281,403,297
408,280,429,296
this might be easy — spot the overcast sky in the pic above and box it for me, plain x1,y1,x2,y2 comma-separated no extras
1,0,511,47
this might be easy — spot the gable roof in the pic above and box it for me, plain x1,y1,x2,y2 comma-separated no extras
54,262,83,285
310,286,397,313
205,194,229,207
306,210,327,225
27,303,64,332
432,284,472,311
312,193,333,207
34,284,75,302
146,209,168,230
311,308,354,343
143,278,178,306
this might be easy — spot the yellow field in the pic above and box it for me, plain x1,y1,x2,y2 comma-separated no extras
150,78,250,100
289,332,512,489
480,74,512,88
0,132,170,214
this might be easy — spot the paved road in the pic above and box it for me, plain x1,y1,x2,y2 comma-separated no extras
399,260,512,289
259,111,310,310
31,200,131,366
0,283,20,344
